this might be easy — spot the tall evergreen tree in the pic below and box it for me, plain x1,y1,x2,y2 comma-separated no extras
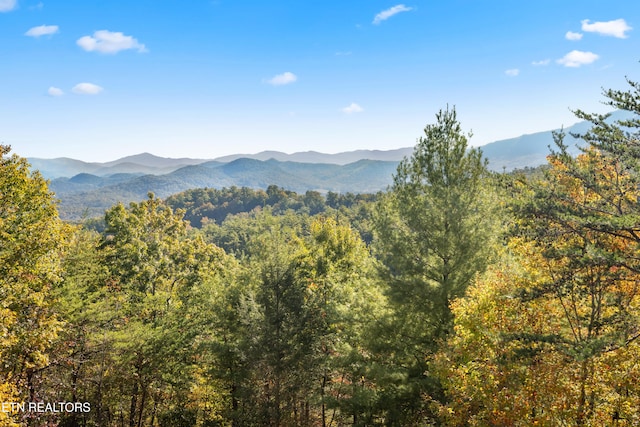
372,107,497,424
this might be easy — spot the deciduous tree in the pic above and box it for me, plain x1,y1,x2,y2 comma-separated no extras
0,145,71,425
93,195,229,426
440,75,640,425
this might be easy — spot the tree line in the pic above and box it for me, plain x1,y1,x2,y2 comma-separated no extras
1,75,640,426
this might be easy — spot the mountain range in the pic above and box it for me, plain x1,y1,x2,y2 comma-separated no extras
27,112,625,220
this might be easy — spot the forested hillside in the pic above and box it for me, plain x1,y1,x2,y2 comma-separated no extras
2,76,640,426
50,159,398,221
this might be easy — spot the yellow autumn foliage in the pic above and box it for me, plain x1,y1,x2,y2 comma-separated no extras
438,148,640,426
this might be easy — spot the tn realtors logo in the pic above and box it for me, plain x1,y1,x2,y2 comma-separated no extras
1,402,91,413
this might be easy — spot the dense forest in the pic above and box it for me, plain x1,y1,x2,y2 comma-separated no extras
1,76,640,427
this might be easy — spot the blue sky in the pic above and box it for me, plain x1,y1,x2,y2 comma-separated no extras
1,0,638,161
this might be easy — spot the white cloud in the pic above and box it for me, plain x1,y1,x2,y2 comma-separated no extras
565,31,583,41
0,0,16,12
267,71,297,86
532,59,550,66
342,103,363,114
557,50,599,67
505,68,520,77
373,4,412,25
77,30,147,54
72,83,103,95
47,86,64,96
25,25,59,37
581,19,632,38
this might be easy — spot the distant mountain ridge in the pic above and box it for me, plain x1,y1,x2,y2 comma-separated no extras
28,149,414,180
28,153,210,180
26,110,630,220
481,110,633,170
101,152,209,168
212,148,415,165
28,111,629,180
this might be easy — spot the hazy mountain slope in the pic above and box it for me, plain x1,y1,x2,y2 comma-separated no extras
49,173,144,195
335,159,399,191
481,110,631,171
100,152,208,168
27,158,103,179
481,125,583,171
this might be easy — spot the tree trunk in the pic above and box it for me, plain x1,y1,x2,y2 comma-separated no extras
576,360,590,426
129,380,138,427
136,386,147,427
321,372,327,427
